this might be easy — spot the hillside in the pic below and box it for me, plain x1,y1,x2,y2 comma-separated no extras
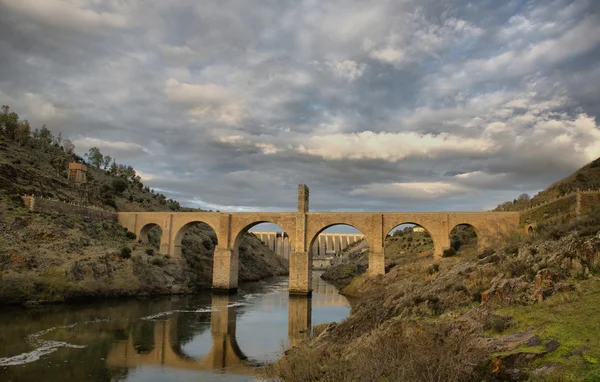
0,106,288,305
265,208,600,381
494,157,600,212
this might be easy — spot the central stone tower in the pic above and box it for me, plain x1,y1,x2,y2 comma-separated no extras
290,184,311,295
298,184,309,213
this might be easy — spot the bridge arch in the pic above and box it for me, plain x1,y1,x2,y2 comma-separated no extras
384,223,435,269
172,220,219,259
308,223,370,252
448,223,479,255
232,220,296,254
139,223,168,255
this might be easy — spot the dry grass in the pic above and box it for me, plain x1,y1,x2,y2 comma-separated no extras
262,319,487,382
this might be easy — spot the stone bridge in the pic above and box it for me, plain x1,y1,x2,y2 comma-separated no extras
117,185,520,294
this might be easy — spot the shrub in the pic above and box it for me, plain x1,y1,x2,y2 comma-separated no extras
442,247,457,258
145,248,154,256
0,272,34,304
202,237,213,250
487,314,512,333
111,178,128,194
119,247,132,259
427,263,440,275
150,257,165,266
125,231,137,240
103,197,117,209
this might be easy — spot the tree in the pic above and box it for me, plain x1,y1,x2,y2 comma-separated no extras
0,105,19,139
111,178,128,194
109,159,118,174
517,193,530,202
38,125,53,147
14,120,31,146
53,132,62,146
85,147,104,167
62,139,75,155
103,155,112,169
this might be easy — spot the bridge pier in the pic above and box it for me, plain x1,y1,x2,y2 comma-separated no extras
290,185,312,295
213,247,239,292
368,250,385,276
288,295,312,347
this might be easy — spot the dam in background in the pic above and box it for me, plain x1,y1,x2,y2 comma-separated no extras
249,231,364,269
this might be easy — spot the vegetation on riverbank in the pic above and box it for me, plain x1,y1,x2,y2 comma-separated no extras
265,207,600,380
0,106,287,305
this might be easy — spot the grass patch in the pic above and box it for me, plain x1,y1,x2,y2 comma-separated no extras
496,277,600,378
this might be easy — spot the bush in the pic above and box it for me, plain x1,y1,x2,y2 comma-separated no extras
119,247,132,259
150,257,165,266
125,231,137,240
202,237,213,250
111,178,128,194
442,247,457,258
145,248,154,256
427,263,440,275
103,197,117,209
0,272,34,304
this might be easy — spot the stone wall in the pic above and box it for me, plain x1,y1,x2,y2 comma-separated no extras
22,195,117,222
519,190,600,226
580,191,600,214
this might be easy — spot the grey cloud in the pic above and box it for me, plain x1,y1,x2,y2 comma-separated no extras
0,0,599,214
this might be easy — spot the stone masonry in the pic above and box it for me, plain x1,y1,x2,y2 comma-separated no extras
117,185,521,295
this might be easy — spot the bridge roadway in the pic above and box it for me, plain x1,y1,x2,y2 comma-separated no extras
117,185,520,294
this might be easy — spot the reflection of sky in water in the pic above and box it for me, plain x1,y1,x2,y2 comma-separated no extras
119,366,254,382
180,330,212,359
180,277,350,364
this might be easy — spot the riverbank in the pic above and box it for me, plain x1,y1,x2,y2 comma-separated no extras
0,194,288,306
265,210,600,381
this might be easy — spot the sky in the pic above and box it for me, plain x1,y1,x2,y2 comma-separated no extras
1,0,600,214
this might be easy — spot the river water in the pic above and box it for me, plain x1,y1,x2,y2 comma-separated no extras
0,272,349,382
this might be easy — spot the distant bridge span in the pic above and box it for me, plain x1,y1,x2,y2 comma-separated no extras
117,185,520,294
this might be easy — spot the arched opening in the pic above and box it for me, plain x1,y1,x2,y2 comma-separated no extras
448,224,478,257
139,223,163,246
309,224,369,277
248,223,293,261
385,223,434,270
174,221,219,289
233,222,290,282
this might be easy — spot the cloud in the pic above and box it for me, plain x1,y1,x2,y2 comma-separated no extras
164,79,246,124
72,137,150,158
1,0,599,214
294,131,495,161
350,182,471,201
327,60,367,82
0,0,129,31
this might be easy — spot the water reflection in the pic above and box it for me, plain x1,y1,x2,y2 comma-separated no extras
0,274,349,382
106,294,256,375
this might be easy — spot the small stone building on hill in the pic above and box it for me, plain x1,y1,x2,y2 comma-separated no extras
67,162,87,184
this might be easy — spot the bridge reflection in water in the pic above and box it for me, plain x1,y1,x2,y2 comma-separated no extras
106,276,349,376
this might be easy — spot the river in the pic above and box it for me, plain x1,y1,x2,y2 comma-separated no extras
0,272,350,381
